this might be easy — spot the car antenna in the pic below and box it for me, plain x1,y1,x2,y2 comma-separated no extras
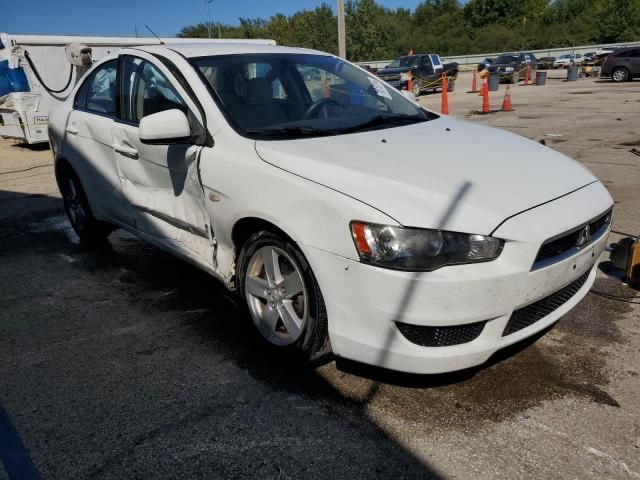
145,25,165,45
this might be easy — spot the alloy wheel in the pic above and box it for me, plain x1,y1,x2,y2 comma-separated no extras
62,175,86,231
244,246,308,346
612,68,627,82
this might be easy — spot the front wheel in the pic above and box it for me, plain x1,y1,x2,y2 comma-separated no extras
237,230,331,364
411,79,421,97
611,67,629,83
57,166,112,241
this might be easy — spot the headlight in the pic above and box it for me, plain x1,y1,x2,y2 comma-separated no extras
400,72,410,81
505,67,514,72
350,221,503,271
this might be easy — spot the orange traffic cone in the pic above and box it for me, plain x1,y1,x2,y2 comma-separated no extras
407,72,413,95
441,73,449,115
468,68,479,93
481,77,490,113
322,79,330,98
523,64,530,86
501,85,514,111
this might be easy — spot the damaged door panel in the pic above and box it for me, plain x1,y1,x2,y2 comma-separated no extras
113,53,214,265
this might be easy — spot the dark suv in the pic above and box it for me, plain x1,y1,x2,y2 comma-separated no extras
486,53,537,83
601,47,640,82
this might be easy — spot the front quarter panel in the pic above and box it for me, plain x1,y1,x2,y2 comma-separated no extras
197,128,397,284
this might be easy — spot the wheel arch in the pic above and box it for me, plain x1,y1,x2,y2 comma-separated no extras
612,65,630,81
231,216,298,257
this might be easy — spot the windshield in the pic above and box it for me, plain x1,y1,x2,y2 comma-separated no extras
191,53,434,139
387,56,421,68
493,55,518,64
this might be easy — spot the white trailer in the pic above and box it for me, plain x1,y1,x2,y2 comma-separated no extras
0,34,275,145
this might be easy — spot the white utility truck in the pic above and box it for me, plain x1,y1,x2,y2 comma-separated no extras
0,34,275,145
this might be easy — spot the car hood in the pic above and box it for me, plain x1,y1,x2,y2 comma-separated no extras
488,63,516,71
254,116,597,235
378,67,410,75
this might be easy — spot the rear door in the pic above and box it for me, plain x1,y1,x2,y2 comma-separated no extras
626,49,640,75
63,59,129,224
112,53,213,263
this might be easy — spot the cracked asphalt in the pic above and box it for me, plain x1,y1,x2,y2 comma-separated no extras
1,71,639,479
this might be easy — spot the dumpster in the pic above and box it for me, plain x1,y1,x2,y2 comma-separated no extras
536,71,547,86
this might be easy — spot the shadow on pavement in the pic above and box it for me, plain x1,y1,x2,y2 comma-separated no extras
0,192,444,479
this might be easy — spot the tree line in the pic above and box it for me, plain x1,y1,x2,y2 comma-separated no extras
177,0,640,62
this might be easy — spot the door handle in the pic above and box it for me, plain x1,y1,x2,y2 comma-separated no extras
114,144,139,158
65,124,79,135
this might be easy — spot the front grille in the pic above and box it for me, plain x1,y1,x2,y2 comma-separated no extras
502,269,591,336
534,209,612,266
396,320,486,347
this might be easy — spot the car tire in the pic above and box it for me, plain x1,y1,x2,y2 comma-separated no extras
411,79,421,97
57,165,113,242
511,72,518,84
611,67,629,83
237,230,331,365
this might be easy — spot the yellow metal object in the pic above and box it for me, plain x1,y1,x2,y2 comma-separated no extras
626,240,640,288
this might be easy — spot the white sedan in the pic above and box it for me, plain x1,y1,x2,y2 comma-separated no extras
48,43,613,374
553,54,584,68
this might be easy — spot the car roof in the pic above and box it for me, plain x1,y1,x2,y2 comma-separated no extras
135,42,331,59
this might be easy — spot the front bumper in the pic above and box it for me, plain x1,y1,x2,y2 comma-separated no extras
301,182,613,374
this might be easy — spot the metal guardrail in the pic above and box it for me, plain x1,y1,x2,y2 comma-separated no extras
357,40,640,70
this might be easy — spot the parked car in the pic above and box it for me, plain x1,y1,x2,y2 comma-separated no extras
486,53,537,83
553,54,584,68
49,43,613,374
583,52,596,62
601,46,640,82
596,47,622,56
376,53,458,96
360,64,379,75
535,57,556,70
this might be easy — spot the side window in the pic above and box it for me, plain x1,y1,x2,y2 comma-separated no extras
84,60,118,116
120,56,186,123
73,76,90,109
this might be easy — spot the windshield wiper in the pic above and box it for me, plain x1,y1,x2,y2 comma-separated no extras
245,125,329,137
338,114,427,134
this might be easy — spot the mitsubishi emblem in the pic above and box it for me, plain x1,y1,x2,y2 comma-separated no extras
575,225,592,248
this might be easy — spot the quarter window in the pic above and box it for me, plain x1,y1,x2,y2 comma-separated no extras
74,60,117,116
120,56,186,123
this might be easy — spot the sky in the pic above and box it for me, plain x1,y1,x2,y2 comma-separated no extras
4,0,425,38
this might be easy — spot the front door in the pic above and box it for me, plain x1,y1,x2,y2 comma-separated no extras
112,53,213,264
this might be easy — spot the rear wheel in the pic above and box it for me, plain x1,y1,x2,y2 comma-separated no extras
57,165,113,241
237,230,331,364
611,67,629,83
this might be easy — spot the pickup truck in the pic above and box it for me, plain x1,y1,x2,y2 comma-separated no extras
376,53,458,96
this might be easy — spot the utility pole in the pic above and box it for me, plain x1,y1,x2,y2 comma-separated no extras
205,0,213,39
337,0,346,59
